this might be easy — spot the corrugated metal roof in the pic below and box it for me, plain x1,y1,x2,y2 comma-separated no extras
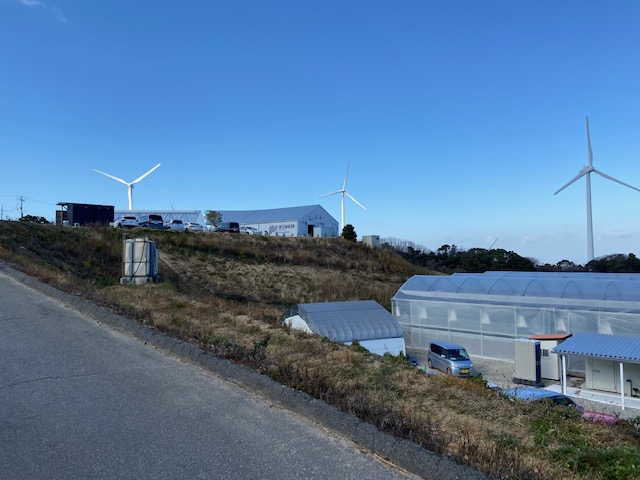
552,333,640,363
290,300,403,343
218,205,332,224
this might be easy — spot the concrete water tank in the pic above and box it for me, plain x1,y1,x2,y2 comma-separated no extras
121,238,158,285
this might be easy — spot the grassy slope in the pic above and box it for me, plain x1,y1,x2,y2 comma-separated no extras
1,221,639,480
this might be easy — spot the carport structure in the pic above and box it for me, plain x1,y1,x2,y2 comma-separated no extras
553,333,640,410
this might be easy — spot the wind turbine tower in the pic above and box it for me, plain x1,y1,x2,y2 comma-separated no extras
94,163,161,210
319,162,366,234
555,117,640,262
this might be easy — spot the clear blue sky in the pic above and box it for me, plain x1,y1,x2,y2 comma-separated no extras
2,0,639,265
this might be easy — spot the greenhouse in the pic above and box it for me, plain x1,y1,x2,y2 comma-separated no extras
392,272,640,364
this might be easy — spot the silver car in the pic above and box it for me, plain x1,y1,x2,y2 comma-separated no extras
186,222,203,232
427,341,474,377
240,226,259,235
114,215,138,228
165,219,185,231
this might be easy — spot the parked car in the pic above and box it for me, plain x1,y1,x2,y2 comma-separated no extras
214,222,240,233
165,219,185,231
186,222,203,232
113,215,138,228
427,340,474,377
138,214,164,229
502,387,583,409
240,225,259,235
502,386,624,424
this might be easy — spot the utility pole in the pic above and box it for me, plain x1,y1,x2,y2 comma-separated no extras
19,196,24,219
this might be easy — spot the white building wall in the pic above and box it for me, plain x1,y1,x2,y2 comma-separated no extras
230,205,339,237
245,221,300,237
284,315,313,334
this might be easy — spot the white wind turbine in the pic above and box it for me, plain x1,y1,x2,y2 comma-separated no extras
93,163,161,210
319,162,366,234
555,117,640,261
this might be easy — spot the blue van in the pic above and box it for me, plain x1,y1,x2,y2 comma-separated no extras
427,340,474,377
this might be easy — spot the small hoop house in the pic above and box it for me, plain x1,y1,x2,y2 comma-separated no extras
282,300,406,356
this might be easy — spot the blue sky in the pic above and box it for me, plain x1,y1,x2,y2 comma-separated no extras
2,0,640,264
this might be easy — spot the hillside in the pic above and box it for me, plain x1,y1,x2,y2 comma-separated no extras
1,221,639,480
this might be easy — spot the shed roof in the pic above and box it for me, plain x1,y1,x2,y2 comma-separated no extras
219,205,334,224
552,333,640,363
286,300,403,343
529,334,573,341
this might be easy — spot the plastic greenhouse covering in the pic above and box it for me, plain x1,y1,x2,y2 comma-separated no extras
392,272,640,364
283,300,403,343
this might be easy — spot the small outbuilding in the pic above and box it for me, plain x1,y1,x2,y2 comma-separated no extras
553,333,640,410
282,300,406,356
361,235,381,247
57,202,114,226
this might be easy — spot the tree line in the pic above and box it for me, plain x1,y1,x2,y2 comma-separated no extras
381,237,640,274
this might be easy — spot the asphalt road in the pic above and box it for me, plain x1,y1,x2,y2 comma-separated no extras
0,272,416,480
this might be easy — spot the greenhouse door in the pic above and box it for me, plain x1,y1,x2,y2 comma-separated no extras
587,358,616,393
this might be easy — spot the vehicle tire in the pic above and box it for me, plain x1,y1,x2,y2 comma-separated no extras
446,368,452,375
427,359,433,369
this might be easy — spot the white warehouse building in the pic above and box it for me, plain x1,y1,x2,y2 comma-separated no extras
217,205,339,237
392,271,640,368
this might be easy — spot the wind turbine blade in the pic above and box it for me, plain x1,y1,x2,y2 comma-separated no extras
592,168,640,193
131,163,161,184
586,116,593,167
319,190,342,199
343,162,350,191
93,169,130,186
345,191,367,210
554,171,587,195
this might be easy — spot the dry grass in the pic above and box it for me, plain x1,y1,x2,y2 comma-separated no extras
1,221,639,480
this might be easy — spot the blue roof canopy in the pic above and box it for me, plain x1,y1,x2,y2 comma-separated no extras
552,333,640,363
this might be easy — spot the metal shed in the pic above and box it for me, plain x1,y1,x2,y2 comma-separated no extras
57,202,114,226
553,333,640,410
282,300,406,356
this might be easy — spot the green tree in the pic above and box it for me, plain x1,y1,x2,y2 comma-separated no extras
342,224,357,242
205,210,222,228
19,215,51,224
